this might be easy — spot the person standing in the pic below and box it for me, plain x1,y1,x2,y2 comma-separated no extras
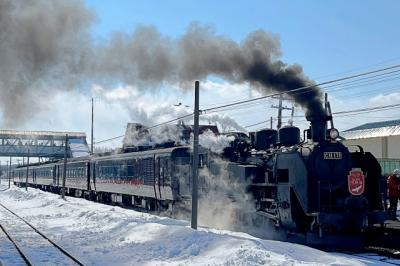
387,169,400,220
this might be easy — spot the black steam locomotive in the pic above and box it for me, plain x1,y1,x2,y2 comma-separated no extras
223,114,388,248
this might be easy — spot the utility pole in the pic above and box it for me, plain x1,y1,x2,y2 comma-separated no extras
289,106,295,126
61,134,68,199
8,157,11,188
271,94,292,129
277,94,283,129
270,117,273,129
91,97,94,154
191,81,200,230
25,149,30,191
5,161,7,186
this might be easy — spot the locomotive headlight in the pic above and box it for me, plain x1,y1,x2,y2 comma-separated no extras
329,128,339,139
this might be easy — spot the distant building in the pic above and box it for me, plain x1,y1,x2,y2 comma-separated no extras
341,119,400,159
341,119,400,175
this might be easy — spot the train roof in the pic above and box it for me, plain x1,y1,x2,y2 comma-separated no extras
14,145,203,169
90,146,191,161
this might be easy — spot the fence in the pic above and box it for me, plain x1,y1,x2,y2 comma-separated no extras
377,158,400,176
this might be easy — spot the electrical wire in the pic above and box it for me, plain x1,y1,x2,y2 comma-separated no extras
245,103,400,128
201,64,400,114
95,64,400,144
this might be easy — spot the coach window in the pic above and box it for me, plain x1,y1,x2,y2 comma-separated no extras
127,162,134,178
103,166,108,177
104,166,108,177
99,166,103,179
120,163,126,179
134,159,140,178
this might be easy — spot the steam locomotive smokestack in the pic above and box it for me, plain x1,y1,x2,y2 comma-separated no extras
0,1,326,126
306,115,327,143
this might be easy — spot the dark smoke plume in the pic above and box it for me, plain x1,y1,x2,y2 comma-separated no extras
0,0,324,127
0,0,93,126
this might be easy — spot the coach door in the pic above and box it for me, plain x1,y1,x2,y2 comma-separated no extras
153,155,161,200
86,162,91,191
155,156,163,200
52,165,57,186
56,165,60,187
91,161,96,191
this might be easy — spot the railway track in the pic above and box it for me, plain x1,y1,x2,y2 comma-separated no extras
0,202,85,266
345,252,400,266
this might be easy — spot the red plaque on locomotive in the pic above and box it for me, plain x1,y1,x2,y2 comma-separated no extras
348,169,365,196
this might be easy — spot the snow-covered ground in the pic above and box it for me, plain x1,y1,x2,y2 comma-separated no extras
0,184,397,266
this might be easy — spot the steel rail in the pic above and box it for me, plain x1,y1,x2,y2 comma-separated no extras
0,223,33,265
0,202,85,266
344,252,400,266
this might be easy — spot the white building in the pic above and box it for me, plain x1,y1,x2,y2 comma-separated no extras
341,119,400,175
341,119,400,160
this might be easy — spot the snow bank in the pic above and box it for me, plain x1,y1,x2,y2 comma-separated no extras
0,185,371,265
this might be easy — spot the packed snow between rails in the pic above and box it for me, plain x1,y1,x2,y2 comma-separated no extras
0,184,395,266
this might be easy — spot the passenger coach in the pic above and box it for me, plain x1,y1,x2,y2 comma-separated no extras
13,146,205,211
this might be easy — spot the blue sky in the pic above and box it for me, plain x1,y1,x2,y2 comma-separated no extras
85,0,400,80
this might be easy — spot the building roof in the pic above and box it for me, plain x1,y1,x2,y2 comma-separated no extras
341,119,400,140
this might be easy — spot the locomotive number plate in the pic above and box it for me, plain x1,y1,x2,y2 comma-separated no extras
323,152,342,159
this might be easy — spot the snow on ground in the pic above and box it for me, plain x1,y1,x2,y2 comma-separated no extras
0,184,394,266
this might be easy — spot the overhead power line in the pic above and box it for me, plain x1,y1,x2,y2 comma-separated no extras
202,64,400,114
245,103,400,129
96,64,400,144
314,56,400,79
